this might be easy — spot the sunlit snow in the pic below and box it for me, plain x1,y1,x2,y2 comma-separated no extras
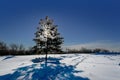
0,54,120,80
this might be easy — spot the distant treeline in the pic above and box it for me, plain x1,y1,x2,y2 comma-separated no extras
0,41,33,55
0,41,63,55
65,47,110,53
0,41,120,55
65,47,120,54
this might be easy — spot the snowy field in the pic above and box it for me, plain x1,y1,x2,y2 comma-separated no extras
0,54,120,80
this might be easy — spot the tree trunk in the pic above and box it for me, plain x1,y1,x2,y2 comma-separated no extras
45,40,48,63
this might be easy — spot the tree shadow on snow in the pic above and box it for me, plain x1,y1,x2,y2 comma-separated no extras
2,55,15,61
0,57,89,80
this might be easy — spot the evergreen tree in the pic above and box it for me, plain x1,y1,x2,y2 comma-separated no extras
33,16,63,61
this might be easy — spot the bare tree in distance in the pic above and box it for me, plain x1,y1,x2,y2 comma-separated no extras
0,41,8,50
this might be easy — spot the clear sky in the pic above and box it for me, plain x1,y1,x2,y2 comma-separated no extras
0,0,120,51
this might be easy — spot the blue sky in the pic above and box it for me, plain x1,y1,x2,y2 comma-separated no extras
0,0,120,51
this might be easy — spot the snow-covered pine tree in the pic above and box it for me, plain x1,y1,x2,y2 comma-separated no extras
33,16,63,56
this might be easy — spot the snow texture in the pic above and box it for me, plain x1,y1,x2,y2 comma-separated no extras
0,54,120,80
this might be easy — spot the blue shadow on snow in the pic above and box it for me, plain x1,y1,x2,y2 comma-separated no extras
0,57,89,80
2,56,14,61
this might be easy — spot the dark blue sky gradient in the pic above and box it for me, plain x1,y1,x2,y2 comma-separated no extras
0,0,120,47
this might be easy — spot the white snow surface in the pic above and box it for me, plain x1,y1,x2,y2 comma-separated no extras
0,54,120,80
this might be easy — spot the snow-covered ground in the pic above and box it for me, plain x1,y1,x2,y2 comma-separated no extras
0,54,120,80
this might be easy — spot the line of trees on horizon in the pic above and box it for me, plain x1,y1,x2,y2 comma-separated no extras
0,41,32,55
0,40,64,56
0,41,120,56
65,48,108,53
65,47,120,54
